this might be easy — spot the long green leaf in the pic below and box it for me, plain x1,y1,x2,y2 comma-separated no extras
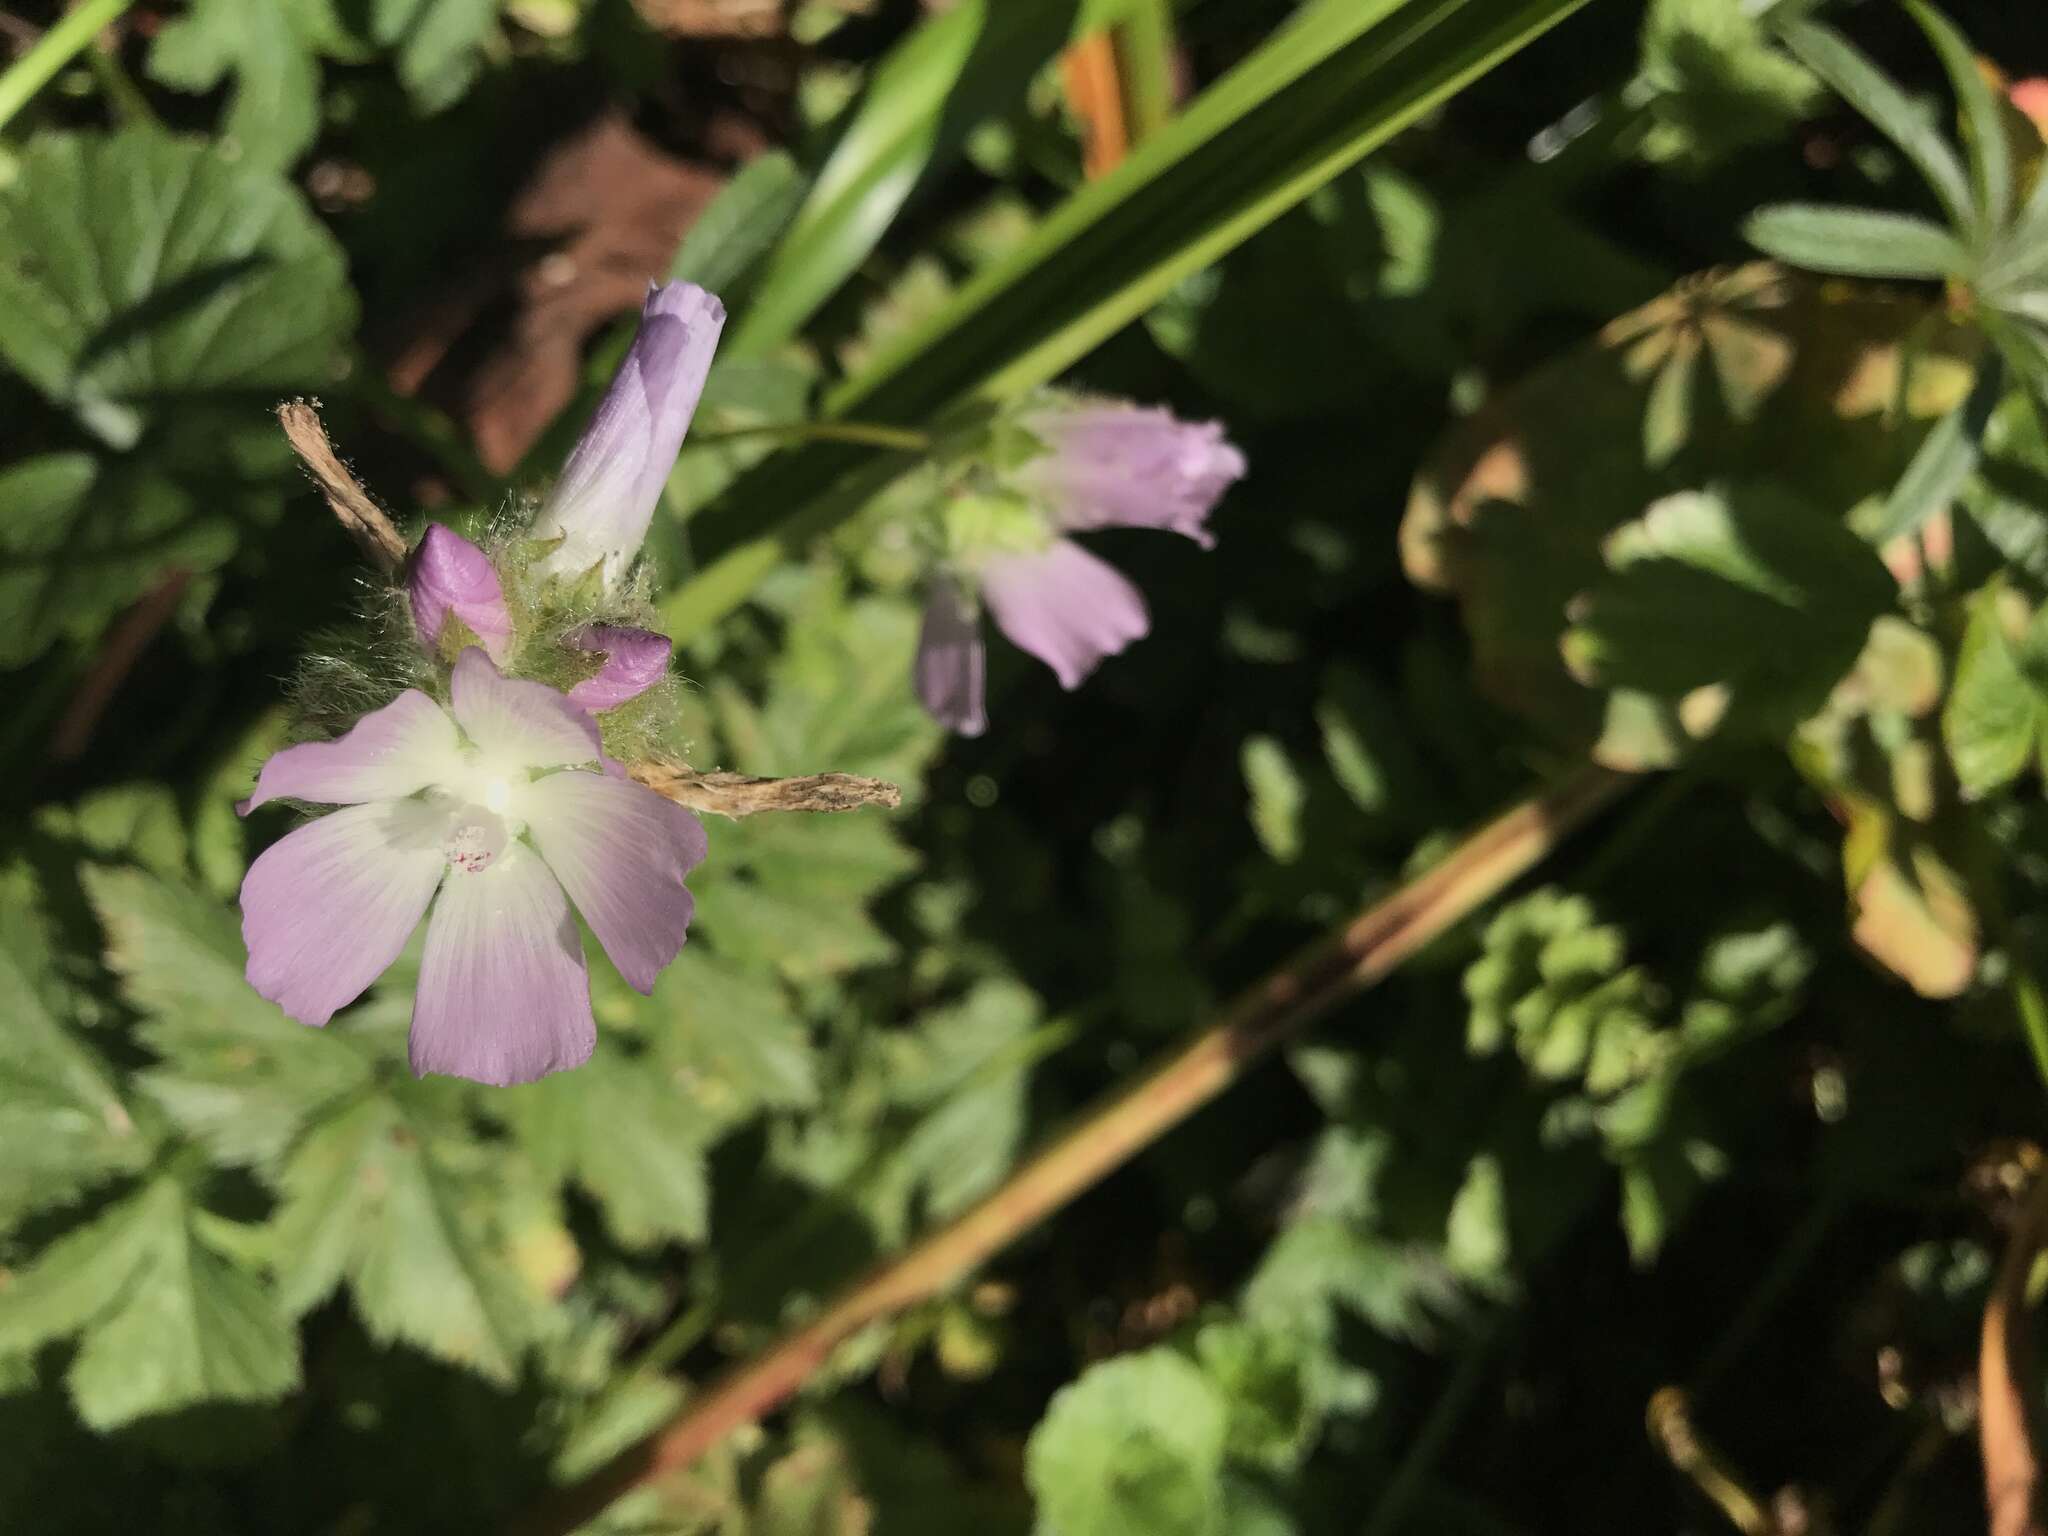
668,0,1595,638
725,0,1082,360
1903,0,2009,235
1779,19,1972,230
1743,203,1969,280
1873,352,2004,546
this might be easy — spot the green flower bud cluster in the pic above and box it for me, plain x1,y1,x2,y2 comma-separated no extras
1464,888,1669,1098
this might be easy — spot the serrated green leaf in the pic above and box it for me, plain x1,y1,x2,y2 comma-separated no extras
147,0,342,168
1563,485,1896,742
0,131,354,445
1637,0,1823,170
1944,581,2048,797
878,980,1040,1226
1193,1321,1319,1474
1743,204,1968,281
0,937,150,1230
270,1094,559,1385
83,865,371,1169
0,1178,297,1429
373,0,499,113
493,1044,711,1250
1026,1349,1228,1536
0,451,244,669
651,954,820,1121
693,812,919,981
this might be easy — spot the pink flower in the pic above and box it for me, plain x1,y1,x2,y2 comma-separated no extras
529,281,726,592
913,399,1244,735
238,649,706,1086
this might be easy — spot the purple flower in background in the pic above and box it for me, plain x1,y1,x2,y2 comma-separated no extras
238,648,706,1086
1011,401,1244,549
529,281,726,591
913,399,1244,735
410,522,514,662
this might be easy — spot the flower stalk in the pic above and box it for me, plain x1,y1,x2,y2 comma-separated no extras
521,761,1630,1534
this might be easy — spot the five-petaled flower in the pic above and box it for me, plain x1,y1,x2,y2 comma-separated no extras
239,649,707,1086
914,398,1245,736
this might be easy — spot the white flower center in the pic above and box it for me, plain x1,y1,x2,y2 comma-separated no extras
438,803,511,875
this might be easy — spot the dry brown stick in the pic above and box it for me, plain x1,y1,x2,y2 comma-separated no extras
627,760,901,818
1983,1148,2048,1536
277,400,407,575
517,762,1629,1536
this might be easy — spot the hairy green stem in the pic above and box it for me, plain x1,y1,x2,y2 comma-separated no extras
0,0,133,133
517,762,1630,1536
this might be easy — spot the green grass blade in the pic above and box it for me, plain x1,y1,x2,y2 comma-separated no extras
725,0,1081,360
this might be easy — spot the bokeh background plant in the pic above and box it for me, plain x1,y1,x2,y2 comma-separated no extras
6,0,2048,1532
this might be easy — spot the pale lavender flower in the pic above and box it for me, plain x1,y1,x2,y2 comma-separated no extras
529,281,726,591
410,522,514,662
238,648,706,1086
913,399,1243,734
1012,401,1246,549
564,624,672,713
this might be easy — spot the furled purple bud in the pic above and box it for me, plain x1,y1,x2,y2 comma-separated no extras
410,523,514,662
564,625,672,713
530,281,726,591
1012,399,1244,548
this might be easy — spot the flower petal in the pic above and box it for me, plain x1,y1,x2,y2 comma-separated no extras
243,690,463,813
529,281,726,590
449,647,601,770
521,769,706,993
980,538,1150,691
240,799,449,1027
565,625,673,713
410,523,514,662
914,577,987,736
1014,400,1244,547
409,844,594,1086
